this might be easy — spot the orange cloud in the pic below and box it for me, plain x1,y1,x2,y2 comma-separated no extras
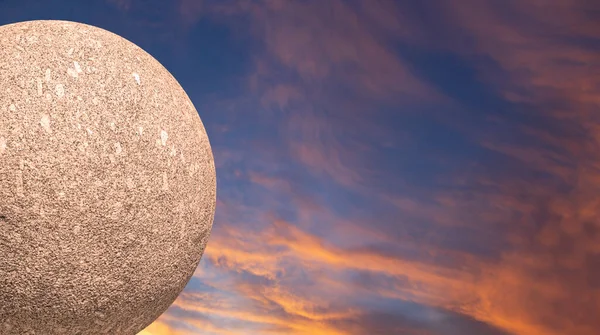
193,181,599,335
138,319,189,335
171,291,353,335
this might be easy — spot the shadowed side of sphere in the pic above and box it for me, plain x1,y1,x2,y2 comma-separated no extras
0,20,216,334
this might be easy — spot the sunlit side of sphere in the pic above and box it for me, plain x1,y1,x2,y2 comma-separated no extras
0,20,216,334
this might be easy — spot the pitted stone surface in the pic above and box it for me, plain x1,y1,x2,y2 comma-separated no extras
0,20,216,334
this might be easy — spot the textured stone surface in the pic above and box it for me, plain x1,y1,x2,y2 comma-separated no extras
0,20,216,334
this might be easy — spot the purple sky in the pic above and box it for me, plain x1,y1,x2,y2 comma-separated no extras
2,0,599,334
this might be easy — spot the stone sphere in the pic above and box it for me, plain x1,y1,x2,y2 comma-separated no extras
0,20,216,334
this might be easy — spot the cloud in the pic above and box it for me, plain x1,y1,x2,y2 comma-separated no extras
138,319,189,335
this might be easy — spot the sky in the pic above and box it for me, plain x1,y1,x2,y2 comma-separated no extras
1,0,599,334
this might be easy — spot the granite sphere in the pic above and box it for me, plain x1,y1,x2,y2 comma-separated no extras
0,20,216,334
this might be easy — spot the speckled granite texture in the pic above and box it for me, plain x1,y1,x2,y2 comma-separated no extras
0,20,216,334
